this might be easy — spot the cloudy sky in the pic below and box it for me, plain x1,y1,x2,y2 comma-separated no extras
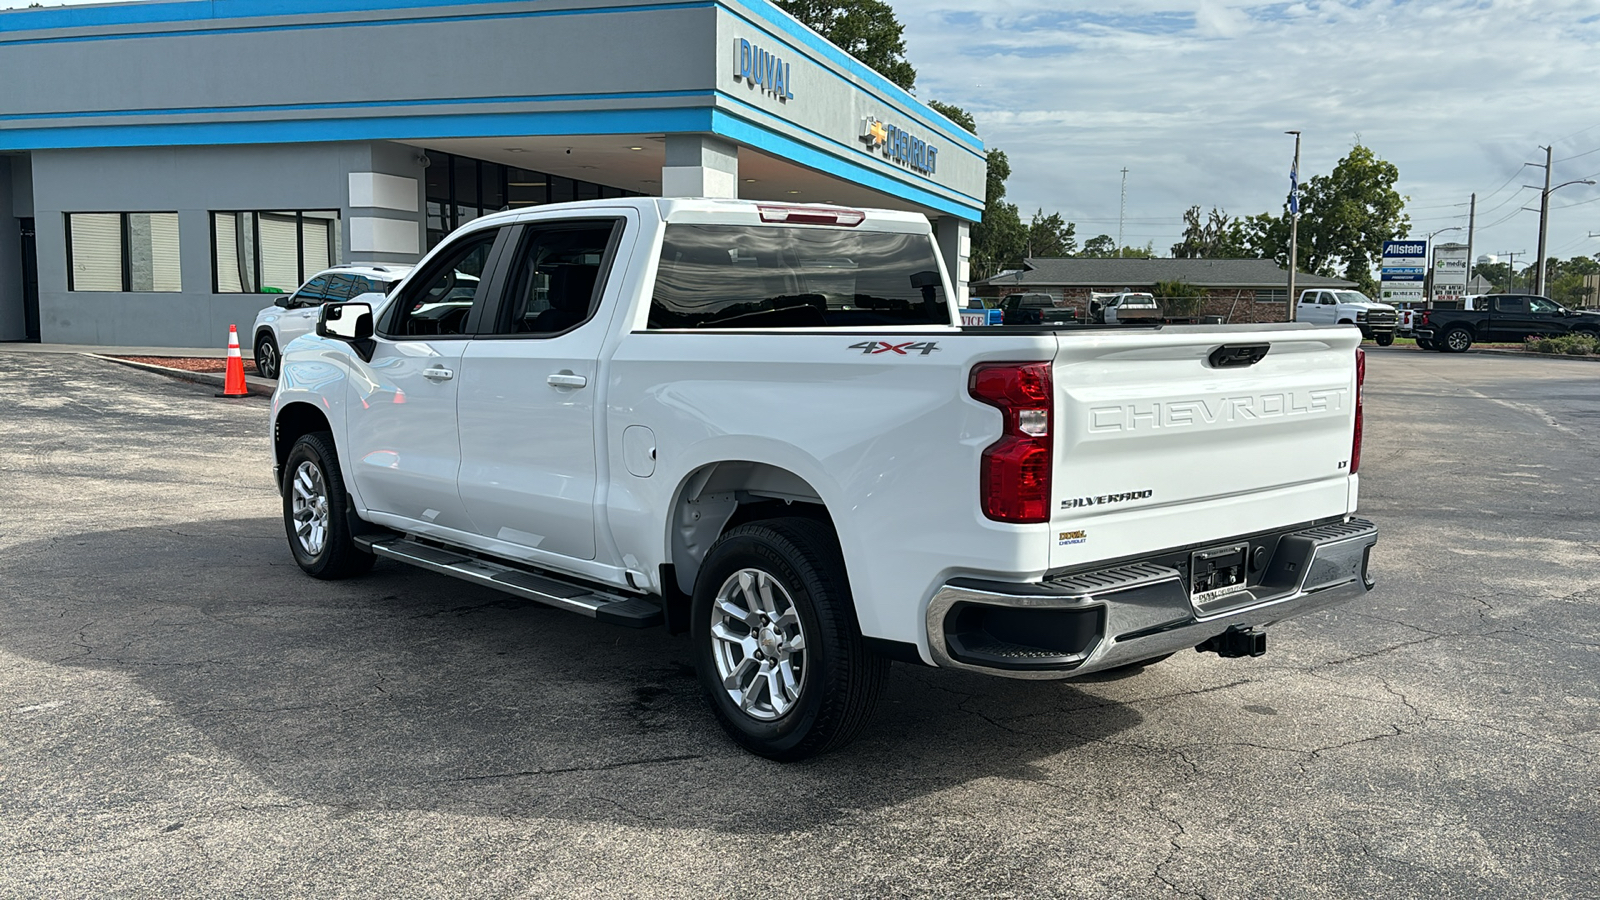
899,0,1600,264
8,0,1600,265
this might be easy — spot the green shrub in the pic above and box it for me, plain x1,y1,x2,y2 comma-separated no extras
1531,334,1596,356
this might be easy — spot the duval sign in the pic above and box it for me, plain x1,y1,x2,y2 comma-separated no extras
733,38,794,101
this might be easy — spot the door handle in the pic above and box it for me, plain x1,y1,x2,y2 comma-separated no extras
423,366,454,381
547,372,588,389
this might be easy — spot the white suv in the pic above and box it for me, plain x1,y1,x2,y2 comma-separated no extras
251,265,410,378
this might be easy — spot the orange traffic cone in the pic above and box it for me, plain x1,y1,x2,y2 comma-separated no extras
217,324,249,397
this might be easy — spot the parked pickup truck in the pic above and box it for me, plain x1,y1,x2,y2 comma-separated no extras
1414,293,1600,352
1090,291,1162,324
999,291,1078,325
1296,289,1398,345
271,198,1378,760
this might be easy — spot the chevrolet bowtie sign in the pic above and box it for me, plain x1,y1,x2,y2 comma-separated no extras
860,116,938,176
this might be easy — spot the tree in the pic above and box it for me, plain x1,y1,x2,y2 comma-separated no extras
1171,206,1253,259
1240,144,1409,294
927,100,975,134
1154,279,1208,316
1027,209,1077,257
775,0,916,90
1079,235,1154,259
968,148,1027,280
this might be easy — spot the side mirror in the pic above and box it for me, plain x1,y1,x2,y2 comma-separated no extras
273,295,292,309
317,302,374,342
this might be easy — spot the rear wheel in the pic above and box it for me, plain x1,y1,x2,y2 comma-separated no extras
691,518,887,761
1442,326,1474,353
282,432,374,580
1416,338,1435,350
255,334,280,379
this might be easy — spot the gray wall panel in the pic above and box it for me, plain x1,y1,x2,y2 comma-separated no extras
31,142,418,347
0,157,22,341
2,8,714,118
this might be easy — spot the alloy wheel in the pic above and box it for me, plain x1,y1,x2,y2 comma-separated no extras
709,568,808,721
290,461,331,557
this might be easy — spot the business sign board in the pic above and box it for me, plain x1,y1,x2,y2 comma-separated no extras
860,116,940,176
1433,243,1469,287
1382,240,1426,263
1382,267,1426,275
1381,239,1428,300
1381,286,1425,303
732,38,795,101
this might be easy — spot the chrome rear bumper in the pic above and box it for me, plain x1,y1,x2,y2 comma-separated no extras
925,518,1377,680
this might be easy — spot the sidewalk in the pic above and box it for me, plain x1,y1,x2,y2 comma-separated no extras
0,341,276,395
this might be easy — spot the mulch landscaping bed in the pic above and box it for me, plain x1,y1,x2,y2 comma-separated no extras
113,356,260,376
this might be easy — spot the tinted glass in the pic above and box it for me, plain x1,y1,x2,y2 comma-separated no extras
1495,297,1528,313
290,275,331,306
1529,297,1560,314
651,225,949,329
493,221,618,335
386,229,498,337
324,273,356,302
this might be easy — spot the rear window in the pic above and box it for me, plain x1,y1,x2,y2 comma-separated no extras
649,224,949,328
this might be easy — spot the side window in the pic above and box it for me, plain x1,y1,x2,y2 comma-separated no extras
288,275,331,308
490,219,619,336
1529,298,1560,314
384,229,499,338
324,273,356,303
348,276,376,297
1494,296,1528,314
1320,293,1335,305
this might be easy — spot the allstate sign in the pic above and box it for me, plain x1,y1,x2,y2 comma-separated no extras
733,38,794,101
1382,240,1426,259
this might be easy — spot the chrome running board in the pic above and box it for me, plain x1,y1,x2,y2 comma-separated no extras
357,535,663,628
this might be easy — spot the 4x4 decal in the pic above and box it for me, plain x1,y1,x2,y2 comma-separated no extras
849,341,941,356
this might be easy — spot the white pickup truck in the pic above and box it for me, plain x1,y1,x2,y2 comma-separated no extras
1296,289,1399,345
270,198,1378,760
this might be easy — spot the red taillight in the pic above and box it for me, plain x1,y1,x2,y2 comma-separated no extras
970,362,1053,523
1351,348,1365,474
1418,310,1430,326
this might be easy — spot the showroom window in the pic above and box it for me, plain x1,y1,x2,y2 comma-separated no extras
211,210,342,293
65,212,182,292
422,149,638,249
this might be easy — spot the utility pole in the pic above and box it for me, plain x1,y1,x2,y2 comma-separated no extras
1465,192,1476,291
1535,145,1552,296
1117,167,1128,259
1285,131,1302,321
1500,250,1522,292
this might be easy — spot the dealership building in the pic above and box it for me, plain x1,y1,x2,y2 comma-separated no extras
0,0,984,347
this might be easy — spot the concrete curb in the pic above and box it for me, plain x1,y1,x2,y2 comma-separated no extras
1467,347,1600,362
89,354,278,397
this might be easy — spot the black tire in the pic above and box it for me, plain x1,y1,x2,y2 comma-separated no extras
255,333,280,380
281,431,374,580
1374,332,1395,347
1416,338,1435,350
1442,325,1474,353
691,518,887,761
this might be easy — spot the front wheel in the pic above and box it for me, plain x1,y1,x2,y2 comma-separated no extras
691,518,887,761
1374,332,1395,346
1416,338,1436,350
1442,326,1474,353
282,432,374,580
255,334,280,380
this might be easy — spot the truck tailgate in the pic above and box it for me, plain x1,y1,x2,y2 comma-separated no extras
1050,325,1361,568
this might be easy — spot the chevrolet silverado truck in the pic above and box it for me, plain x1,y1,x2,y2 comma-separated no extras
1296,289,1398,345
1414,293,1600,352
270,198,1378,760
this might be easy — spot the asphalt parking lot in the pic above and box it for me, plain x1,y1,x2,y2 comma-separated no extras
1,346,1596,899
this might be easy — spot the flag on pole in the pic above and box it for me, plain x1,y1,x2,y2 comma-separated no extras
1288,163,1300,215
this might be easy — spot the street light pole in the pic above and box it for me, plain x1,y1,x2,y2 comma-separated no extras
1285,131,1301,322
1536,145,1552,296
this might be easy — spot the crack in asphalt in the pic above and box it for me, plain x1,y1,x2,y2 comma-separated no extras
431,753,707,782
